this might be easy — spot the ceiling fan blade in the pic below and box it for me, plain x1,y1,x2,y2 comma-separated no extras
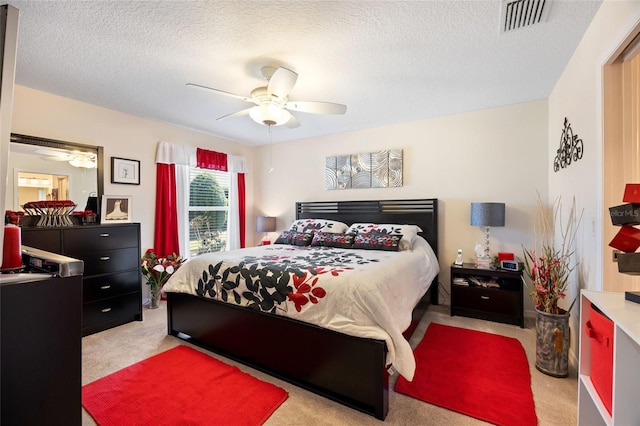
39,156,71,162
286,100,347,115
268,67,298,99
216,108,252,121
187,83,253,103
285,113,300,129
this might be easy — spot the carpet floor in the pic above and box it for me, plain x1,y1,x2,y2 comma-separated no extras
82,302,578,425
395,323,537,426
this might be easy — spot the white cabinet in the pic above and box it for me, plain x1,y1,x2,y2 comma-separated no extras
578,291,640,425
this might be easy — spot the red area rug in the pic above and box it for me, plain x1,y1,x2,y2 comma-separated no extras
83,345,288,425
395,323,537,426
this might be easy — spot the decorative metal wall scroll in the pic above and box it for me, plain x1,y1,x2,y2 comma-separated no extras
325,149,403,190
554,117,584,172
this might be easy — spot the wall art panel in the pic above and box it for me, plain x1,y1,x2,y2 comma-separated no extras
325,149,402,190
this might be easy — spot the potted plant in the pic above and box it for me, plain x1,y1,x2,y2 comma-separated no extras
523,193,582,377
141,249,185,309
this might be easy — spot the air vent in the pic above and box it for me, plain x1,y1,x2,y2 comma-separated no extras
500,0,550,34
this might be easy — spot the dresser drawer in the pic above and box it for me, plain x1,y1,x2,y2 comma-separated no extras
73,247,139,275
452,286,520,316
83,270,140,303
82,293,140,329
63,225,138,252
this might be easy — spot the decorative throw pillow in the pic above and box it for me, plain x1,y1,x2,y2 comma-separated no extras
311,232,355,249
290,231,314,246
274,230,314,246
274,230,294,245
288,219,349,234
352,232,403,252
346,223,422,251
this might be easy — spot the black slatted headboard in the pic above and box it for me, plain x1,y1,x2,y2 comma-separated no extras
295,199,438,259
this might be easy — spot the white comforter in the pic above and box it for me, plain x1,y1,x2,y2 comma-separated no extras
162,236,439,381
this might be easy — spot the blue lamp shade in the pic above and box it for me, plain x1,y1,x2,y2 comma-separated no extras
256,216,276,233
470,203,506,227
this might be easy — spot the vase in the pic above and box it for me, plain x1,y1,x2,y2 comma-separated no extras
148,283,161,309
535,308,570,377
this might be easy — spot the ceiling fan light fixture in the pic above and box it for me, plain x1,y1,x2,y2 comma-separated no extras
69,157,96,168
249,103,291,126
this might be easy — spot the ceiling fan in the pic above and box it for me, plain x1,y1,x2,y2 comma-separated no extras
36,148,97,169
187,66,347,128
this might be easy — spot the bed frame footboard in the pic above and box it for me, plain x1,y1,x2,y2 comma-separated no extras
167,292,389,419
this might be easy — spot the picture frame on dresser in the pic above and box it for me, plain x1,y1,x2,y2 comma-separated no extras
101,195,132,224
111,157,140,185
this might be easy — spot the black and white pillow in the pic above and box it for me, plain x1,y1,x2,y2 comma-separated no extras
352,232,403,252
274,230,314,246
288,219,349,234
346,223,422,251
311,232,356,249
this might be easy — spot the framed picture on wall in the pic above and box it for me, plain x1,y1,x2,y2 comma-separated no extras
101,195,132,224
111,157,140,185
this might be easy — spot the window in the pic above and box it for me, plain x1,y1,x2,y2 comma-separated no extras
188,167,229,257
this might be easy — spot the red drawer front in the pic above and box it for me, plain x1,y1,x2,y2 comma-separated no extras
585,303,614,415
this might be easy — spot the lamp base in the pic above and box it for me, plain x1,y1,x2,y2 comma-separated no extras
474,255,492,269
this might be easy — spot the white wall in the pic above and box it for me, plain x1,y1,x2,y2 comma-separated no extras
547,0,640,364
10,85,255,253
549,0,640,296
255,100,549,307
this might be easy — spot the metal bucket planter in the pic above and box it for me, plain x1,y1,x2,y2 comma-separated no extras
535,309,570,377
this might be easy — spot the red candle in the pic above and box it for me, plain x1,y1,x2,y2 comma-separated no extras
2,225,22,270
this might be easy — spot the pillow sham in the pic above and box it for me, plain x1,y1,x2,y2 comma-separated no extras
288,218,349,234
346,223,423,251
352,232,403,252
273,230,314,246
311,232,355,249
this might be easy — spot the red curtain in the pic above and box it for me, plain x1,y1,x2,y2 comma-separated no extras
197,148,227,171
154,163,180,257
238,173,246,248
155,146,244,253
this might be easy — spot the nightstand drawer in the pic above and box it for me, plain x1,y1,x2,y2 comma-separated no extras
453,286,520,316
82,293,140,329
72,247,139,275
63,225,138,252
83,270,140,303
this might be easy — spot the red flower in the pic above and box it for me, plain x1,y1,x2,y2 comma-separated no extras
288,269,327,312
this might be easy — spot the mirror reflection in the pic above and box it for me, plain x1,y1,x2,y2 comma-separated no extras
5,134,104,216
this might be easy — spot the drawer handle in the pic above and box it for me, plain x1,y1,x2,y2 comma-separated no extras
101,307,112,313
480,296,490,300
100,256,111,261
99,233,110,237
100,285,111,290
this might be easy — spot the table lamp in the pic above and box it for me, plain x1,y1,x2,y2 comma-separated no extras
470,202,505,258
257,216,276,245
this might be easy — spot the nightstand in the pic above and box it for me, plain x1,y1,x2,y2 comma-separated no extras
450,263,524,328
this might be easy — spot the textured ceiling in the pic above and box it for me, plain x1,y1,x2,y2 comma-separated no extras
3,0,602,146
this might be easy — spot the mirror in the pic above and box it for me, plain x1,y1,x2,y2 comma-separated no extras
6,133,104,221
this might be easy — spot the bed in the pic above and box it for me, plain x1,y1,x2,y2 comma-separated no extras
165,199,439,420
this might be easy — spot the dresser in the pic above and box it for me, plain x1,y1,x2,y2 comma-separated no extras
22,223,142,336
2,274,82,425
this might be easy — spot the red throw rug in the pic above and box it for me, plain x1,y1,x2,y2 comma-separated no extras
395,323,537,426
83,345,288,425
